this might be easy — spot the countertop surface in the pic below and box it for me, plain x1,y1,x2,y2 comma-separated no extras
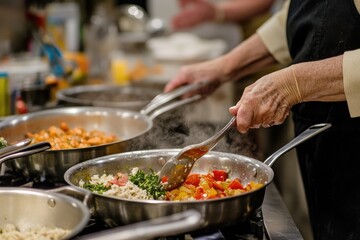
263,183,304,240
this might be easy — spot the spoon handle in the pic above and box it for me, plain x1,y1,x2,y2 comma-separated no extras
201,116,236,151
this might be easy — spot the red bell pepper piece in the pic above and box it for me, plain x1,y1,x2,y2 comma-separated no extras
212,169,228,181
228,178,245,190
185,174,201,186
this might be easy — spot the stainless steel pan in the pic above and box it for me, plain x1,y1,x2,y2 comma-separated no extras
0,82,204,181
0,188,202,240
0,187,90,240
64,123,331,229
56,84,162,111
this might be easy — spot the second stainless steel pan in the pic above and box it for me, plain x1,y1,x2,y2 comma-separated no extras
0,82,204,181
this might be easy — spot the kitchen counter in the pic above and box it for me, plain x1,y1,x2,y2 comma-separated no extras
263,183,304,240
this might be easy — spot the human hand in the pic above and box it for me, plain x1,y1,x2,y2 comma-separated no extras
229,66,303,133
172,0,217,30
164,58,227,97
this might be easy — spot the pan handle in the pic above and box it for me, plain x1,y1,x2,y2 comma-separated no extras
0,138,32,158
48,185,92,207
263,123,332,167
76,209,203,240
140,80,208,118
0,142,51,166
147,95,201,120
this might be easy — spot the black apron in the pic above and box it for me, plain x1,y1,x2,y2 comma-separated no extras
287,0,360,239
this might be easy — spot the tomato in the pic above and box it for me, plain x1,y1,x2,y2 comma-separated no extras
228,178,245,190
212,181,225,191
161,175,168,183
109,174,128,186
185,174,200,186
212,169,228,181
194,187,205,200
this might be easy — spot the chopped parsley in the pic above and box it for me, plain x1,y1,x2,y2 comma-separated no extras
83,183,110,194
129,169,165,199
0,137,7,149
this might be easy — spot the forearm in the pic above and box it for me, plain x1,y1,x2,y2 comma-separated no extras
218,0,275,22
220,33,277,82
293,55,345,102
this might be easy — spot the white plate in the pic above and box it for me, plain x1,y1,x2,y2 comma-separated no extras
147,32,227,62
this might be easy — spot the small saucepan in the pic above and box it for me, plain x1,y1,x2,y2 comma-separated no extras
0,187,90,240
0,188,201,240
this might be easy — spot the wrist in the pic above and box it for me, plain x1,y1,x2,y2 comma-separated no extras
214,5,225,23
275,66,303,106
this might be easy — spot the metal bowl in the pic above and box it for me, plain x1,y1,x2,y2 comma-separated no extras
0,187,89,240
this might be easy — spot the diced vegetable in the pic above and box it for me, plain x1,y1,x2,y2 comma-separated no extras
83,183,110,194
0,137,7,149
212,169,228,181
166,169,263,201
184,174,200,186
161,175,168,183
129,169,165,199
228,178,245,190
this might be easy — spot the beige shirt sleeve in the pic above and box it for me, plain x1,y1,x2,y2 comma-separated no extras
257,0,360,118
344,0,360,117
256,0,291,65
343,49,360,117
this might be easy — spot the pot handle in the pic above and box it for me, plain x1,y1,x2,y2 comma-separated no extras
263,123,332,167
0,142,51,166
141,80,208,119
76,209,203,240
0,138,32,158
48,185,92,207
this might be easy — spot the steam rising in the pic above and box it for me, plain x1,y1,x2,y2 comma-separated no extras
128,106,260,159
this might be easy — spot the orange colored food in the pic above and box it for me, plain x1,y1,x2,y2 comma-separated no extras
165,169,264,201
26,122,118,150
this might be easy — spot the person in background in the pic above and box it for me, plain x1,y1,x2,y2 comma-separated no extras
165,0,360,239
171,0,275,31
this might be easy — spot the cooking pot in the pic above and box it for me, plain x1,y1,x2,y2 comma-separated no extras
64,123,331,229
0,187,202,240
0,187,90,240
0,82,203,181
56,84,162,111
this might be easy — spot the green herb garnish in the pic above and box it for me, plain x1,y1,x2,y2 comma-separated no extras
129,169,165,199
0,137,7,149
83,183,110,194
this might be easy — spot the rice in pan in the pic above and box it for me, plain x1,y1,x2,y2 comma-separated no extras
79,172,153,200
0,223,70,240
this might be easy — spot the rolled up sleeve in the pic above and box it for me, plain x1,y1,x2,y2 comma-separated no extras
256,0,291,65
343,49,360,117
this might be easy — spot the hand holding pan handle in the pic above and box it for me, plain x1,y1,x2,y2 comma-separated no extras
77,210,203,240
263,123,331,167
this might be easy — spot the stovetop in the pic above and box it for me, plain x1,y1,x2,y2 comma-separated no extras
0,173,303,240
0,172,269,240
0,116,303,240
75,210,267,240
